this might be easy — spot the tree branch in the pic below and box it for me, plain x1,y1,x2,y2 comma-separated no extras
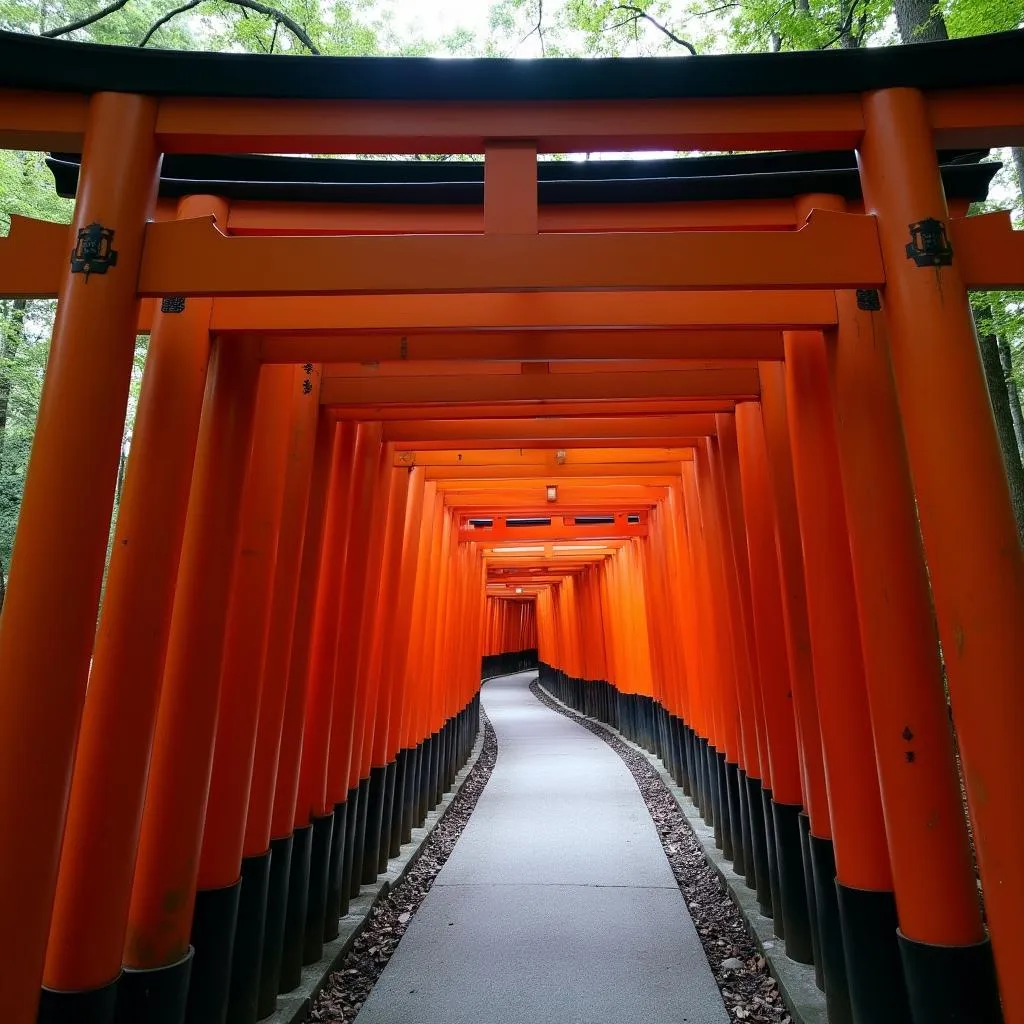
42,0,130,37
609,5,697,54
228,0,320,53
46,0,320,53
519,0,546,56
138,0,201,47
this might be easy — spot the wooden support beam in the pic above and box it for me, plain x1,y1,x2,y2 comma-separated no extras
318,367,759,406
203,290,839,334
380,414,717,444
136,211,882,296
259,329,785,364
149,95,865,154
395,448,692,467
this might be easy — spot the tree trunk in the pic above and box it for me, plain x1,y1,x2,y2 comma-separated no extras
998,335,1024,457
894,0,948,42
978,330,1024,543
1011,147,1024,198
0,298,27,449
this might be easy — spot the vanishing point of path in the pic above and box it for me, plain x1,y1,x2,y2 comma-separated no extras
354,671,729,1024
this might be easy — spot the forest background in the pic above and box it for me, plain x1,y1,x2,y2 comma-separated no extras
1,0,1024,608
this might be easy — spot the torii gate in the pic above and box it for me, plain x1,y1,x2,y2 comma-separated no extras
1,26,1024,1024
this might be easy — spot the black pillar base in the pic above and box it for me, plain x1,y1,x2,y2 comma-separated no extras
257,833,293,1018
361,766,387,885
772,801,813,963
745,774,773,917
809,833,852,1024
798,813,825,992
390,750,408,858
378,759,397,874
898,931,1003,1024
716,752,733,860
226,849,272,1024
302,811,335,965
725,760,744,877
278,824,312,993
186,876,243,1024
836,882,911,1024
762,788,784,939
350,777,370,899
115,950,193,1024
738,768,756,891
401,746,419,844
340,787,359,914
39,974,120,1024
323,801,347,943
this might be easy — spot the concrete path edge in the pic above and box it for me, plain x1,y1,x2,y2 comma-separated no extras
538,682,828,1024
267,711,488,1024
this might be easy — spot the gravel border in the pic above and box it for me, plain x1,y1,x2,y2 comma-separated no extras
310,713,498,1023
532,681,794,1024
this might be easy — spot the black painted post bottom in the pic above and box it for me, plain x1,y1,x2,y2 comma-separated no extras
898,932,1003,1024
227,849,272,1024
39,976,120,1024
738,768,755,890
302,812,334,965
798,813,825,992
762,789,783,938
710,746,724,849
324,801,347,941
340,788,359,916
809,833,852,1024
772,801,813,963
377,760,397,874
745,775,773,918
257,833,293,1018
401,746,418,844
836,882,910,1024
717,752,733,860
361,766,386,885
349,778,369,900
186,877,243,1024
725,760,745,878
390,750,408,857
278,824,312,993
115,952,194,1024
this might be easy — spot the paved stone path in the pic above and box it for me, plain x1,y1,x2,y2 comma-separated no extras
354,671,729,1024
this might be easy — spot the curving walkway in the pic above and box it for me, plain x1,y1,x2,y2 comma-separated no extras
354,671,728,1024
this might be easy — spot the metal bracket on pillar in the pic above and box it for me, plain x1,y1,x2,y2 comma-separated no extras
70,223,118,281
905,218,954,268
856,288,881,311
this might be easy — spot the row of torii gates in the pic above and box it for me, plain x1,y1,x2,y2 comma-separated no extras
1,25,1024,1024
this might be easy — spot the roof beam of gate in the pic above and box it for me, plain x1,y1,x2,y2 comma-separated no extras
137,212,882,296
318,367,760,406
380,415,716,444
259,329,785,364
198,291,837,334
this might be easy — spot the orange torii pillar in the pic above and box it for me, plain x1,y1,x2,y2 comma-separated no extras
810,188,1001,1021
238,368,321,1022
700,446,774,920
731,409,814,967
757,364,846,1022
258,408,335,1006
187,364,295,1024
120,341,261,1020
0,94,160,1024
293,420,357,967
858,90,1023,1024
39,196,226,1024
